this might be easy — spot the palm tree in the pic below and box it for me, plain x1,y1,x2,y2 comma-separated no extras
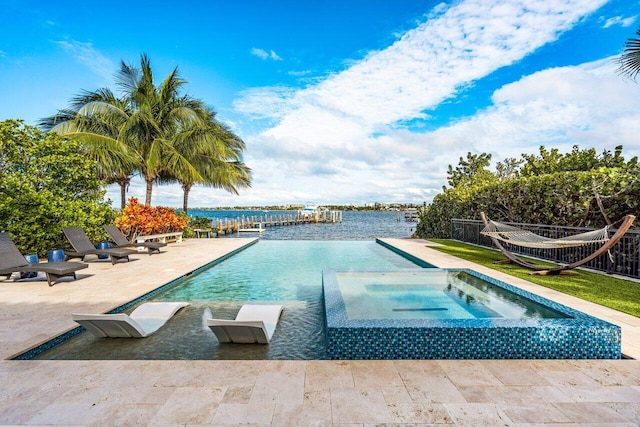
39,89,139,209
159,115,251,213
618,27,640,81
114,54,208,206
42,53,241,207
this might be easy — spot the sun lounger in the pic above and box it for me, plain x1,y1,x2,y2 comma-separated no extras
0,232,88,286
207,304,283,344
72,301,190,338
104,225,166,255
63,227,137,264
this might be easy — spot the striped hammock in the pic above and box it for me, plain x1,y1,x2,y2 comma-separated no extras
480,220,609,249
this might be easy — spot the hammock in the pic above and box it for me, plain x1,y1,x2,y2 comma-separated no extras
480,220,609,249
479,212,635,275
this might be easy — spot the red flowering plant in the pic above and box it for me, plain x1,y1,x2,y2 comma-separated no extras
115,197,188,241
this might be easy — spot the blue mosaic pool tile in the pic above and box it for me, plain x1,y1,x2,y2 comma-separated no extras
323,268,621,360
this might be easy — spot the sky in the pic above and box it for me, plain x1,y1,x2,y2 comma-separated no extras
1,0,640,208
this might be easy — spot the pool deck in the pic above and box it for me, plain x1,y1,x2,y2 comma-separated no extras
0,237,638,425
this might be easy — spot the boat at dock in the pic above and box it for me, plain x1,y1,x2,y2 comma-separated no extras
298,204,325,219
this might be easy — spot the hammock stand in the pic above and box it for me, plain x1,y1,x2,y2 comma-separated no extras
479,212,636,275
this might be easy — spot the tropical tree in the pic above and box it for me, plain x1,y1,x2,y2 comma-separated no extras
159,114,251,213
0,120,115,255
416,145,640,238
114,54,206,206
445,152,494,188
39,89,138,209
517,145,627,177
618,26,640,80
41,53,249,208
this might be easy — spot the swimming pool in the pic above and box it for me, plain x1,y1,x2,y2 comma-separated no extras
29,240,425,360
323,268,621,359
23,239,620,360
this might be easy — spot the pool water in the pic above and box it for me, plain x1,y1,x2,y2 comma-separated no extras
323,268,621,359
35,240,424,360
337,270,569,320
158,240,419,301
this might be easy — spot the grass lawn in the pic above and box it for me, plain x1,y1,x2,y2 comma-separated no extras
429,239,640,318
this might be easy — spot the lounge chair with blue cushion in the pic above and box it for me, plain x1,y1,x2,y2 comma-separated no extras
104,225,166,255
207,304,283,344
72,302,190,338
0,232,88,286
63,227,137,264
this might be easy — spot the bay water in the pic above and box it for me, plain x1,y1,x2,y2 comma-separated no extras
186,209,417,240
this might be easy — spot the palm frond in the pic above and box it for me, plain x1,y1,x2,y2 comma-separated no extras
116,60,141,95
39,52,250,207
618,27,640,81
38,108,79,130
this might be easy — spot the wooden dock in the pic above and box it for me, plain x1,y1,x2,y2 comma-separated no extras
196,210,343,237
402,209,419,222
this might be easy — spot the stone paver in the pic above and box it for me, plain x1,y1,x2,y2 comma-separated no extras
0,237,639,426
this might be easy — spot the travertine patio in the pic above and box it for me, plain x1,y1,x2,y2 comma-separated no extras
1,237,639,426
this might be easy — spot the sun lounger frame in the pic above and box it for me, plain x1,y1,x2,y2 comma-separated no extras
0,232,88,286
63,227,136,264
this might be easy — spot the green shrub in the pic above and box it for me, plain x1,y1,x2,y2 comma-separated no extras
416,167,640,238
0,120,116,256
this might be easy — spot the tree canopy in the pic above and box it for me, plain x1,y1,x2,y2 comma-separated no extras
41,53,251,209
445,152,494,189
0,120,115,255
416,145,640,238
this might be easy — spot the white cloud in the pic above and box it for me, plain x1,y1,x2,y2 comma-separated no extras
53,39,115,83
269,50,283,61
239,0,608,130
602,15,637,28
288,69,312,77
250,48,283,61
233,85,298,120
131,59,640,208
433,57,640,161
250,48,269,60
134,0,630,208
224,0,613,206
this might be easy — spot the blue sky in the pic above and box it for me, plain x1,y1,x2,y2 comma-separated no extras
1,0,639,207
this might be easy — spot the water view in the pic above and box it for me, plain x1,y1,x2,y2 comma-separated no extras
187,209,416,240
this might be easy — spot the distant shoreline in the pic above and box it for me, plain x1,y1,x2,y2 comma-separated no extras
181,205,421,212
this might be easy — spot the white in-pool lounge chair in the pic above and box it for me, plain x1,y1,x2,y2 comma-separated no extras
72,302,189,338
207,304,283,344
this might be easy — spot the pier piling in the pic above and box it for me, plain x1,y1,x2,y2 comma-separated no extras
204,210,342,236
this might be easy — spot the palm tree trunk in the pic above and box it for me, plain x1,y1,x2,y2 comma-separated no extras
183,183,192,214
145,178,154,206
120,183,127,210
116,177,130,210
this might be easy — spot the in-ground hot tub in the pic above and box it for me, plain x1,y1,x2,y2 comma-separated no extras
323,269,621,359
